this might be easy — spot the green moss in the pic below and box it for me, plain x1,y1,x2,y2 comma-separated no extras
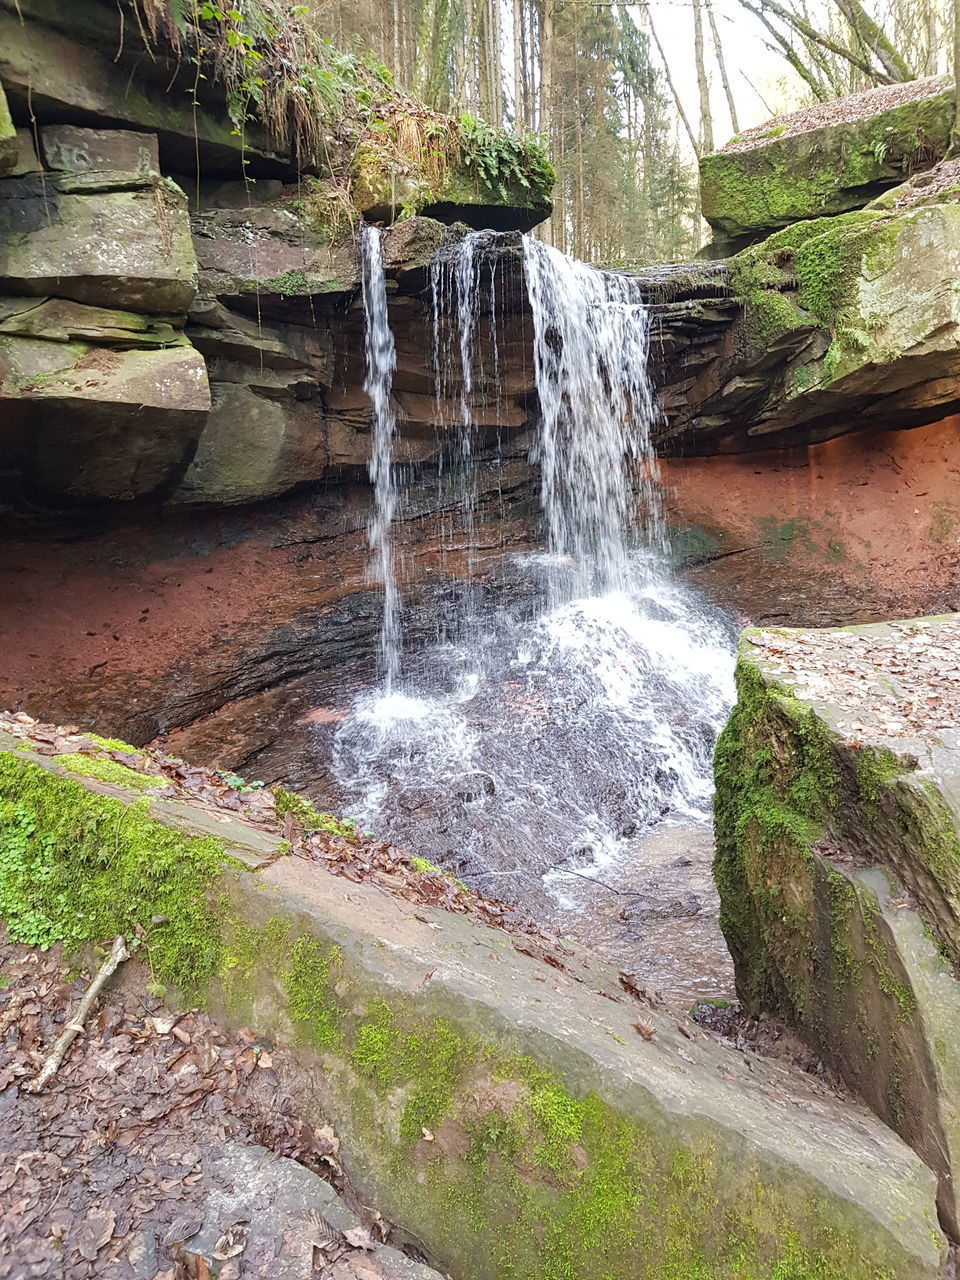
701,83,953,237
285,933,343,1051
351,1000,473,1140
52,753,163,792
260,269,312,296
87,733,140,753
713,656,840,1018
0,752,229,994
730,208,901,365
273,786,358,839
854,746,902,824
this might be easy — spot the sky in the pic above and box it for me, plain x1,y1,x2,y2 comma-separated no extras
637,0,808,151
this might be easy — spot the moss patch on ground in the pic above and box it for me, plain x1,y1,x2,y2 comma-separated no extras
0,752,231,993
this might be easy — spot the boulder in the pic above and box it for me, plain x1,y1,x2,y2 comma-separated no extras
0,732,948,1280
700,76,953,250
656,197,960,453
714,615,960,1236
0,338,210,500
0,174,197,313
0,3,288,176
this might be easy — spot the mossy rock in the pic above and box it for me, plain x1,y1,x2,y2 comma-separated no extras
723,202,960,436
701,78,953,242
714,619,960,1236
0,733,946,1277
0,82,18,176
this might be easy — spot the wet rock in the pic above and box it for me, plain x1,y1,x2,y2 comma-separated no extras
715,615,960,1237
179,1144,446,1280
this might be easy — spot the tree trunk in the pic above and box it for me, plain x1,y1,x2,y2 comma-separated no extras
834,0,913,82
648,13,700,156
693,0,714,153
706,0,739,136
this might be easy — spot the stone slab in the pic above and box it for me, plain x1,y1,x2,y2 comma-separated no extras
41,125,160,181
0,736,947,1278
715,615,960,1238
0,176,197,314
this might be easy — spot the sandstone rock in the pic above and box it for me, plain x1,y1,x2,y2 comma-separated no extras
660,198,960,453
0,175,197,313
6,127,41,177
190,206,357,310
0,296,181,345
1,339,210,500
0,4,287,176
0,735,947,1279
170,381,326,506
700,76,953,249
0,80,17,176
714,615,960,1236
41,124,160,182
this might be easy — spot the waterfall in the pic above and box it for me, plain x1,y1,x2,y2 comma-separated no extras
336,231,735,898
359,224,401,692
523,238,663,600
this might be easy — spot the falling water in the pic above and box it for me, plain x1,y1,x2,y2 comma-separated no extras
523,238,663,599
335,231,735,905
359,224,401,691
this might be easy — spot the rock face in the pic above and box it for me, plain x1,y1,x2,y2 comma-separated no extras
661,414,960,628
700,77,953,253
714,616,960,1237
0,730,948,1280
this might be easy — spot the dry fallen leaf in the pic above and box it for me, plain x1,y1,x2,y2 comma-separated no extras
633,1019,656,1041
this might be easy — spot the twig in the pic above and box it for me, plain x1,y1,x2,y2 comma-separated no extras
24,936,131,1093
554,869,645,896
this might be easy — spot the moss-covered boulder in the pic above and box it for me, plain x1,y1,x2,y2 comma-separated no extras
700,199,960,448
0,728,948,1279
715,616,960,1237
700,76,953,250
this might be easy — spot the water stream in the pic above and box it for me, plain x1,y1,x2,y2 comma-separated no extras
335,231,736,994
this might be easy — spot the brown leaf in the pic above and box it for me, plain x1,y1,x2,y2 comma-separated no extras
633,1019,655,1041
213,1226,247,1260
75,1209,115,1260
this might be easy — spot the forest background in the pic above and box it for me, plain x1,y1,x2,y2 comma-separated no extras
304,0,958,265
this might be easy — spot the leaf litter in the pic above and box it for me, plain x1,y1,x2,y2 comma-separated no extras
748,616,960,742
0,935,427,1280
0,711,577,978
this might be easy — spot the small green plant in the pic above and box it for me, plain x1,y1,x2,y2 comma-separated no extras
273,787,359,839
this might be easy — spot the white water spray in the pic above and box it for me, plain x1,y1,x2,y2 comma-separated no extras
336,232,735,894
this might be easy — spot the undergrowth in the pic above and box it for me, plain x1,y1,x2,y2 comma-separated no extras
131,0,553,214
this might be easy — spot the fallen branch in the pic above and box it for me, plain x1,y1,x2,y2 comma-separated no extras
24,935,130,1093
